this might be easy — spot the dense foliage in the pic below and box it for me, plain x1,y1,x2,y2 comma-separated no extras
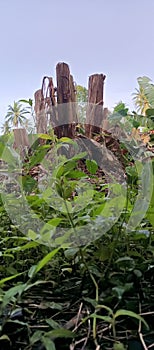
0,77,154,350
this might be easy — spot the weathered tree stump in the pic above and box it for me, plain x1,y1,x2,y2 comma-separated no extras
13,128,30,157
56,62,77,138
34,89,47,134
34,62,108,141
85,74,106,138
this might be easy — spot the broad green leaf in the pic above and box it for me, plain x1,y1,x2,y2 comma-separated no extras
38,133,53,140
67,170,87,178
64,247,79,259
42,337,56,350
27,148,48,168
1,145,19,166
30,331,43,344
40,218,62,235
71,151,87,161
113,342,126,350
22,175,37,193
83,297,97,308
1,284,26,309
145,108,154,117
86,159,98,174
112,283,133,300
46,318,61,329
28,229,38,240
114,309,149,329
59,137,76,144
115,257,135,271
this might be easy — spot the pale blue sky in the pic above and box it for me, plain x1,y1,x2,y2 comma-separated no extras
0,0,154,126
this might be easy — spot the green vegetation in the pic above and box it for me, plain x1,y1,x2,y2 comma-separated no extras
0,78,154,350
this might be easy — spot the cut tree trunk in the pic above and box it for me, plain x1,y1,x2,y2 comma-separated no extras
34,89,47,134
13,128,30,158
56,62,77,138
85,74,106,138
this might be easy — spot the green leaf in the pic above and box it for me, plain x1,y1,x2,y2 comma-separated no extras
64,247,79,259
42,337,56,350
114,309,149,329
71,151,87,161
0,143,5,157
0,272,24,286
145,108,154,117
22,175,37,193
67,170,87,178
1,284,26,310
45,328,74,339
28,229,38,240
96,304,113,315
83,297,97,308
27,148,48,168
40,218,62,235
30,331,43,344
83,313,112,323
38,133,53,140
59,137,76,144
19,99,33,106
0,334,11,343
86,159,98,174
6,241,39,252
112,283,133,300
46,319,61,329
113,342,126,350
33,248,60,274
115,257,135,271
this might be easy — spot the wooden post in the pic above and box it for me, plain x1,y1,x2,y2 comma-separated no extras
56,62,77,138
13,128,30,158
85,74,106,138
34,89,47,134
41,76,57,128
102,107,109,130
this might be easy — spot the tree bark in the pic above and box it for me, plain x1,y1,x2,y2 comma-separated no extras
13,128,30,158
34,89,47,134
85,74,106,138
56,62,77,138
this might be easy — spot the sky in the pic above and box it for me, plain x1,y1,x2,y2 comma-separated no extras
0,0,154,127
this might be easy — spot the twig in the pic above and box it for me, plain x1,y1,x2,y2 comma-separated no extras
148,342,154,349
81,308,91,350
73,302,83,331
138,302,148,350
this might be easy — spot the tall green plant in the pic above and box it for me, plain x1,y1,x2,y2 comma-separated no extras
5,101,30,128
76,85,88,123
132,77,154,116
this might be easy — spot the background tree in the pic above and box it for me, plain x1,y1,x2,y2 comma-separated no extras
132,77,154,128
76,85,88,123
21,118,34,133
113,101,129,116
5,101,29,128
132,84,151,116
1,121,11,135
